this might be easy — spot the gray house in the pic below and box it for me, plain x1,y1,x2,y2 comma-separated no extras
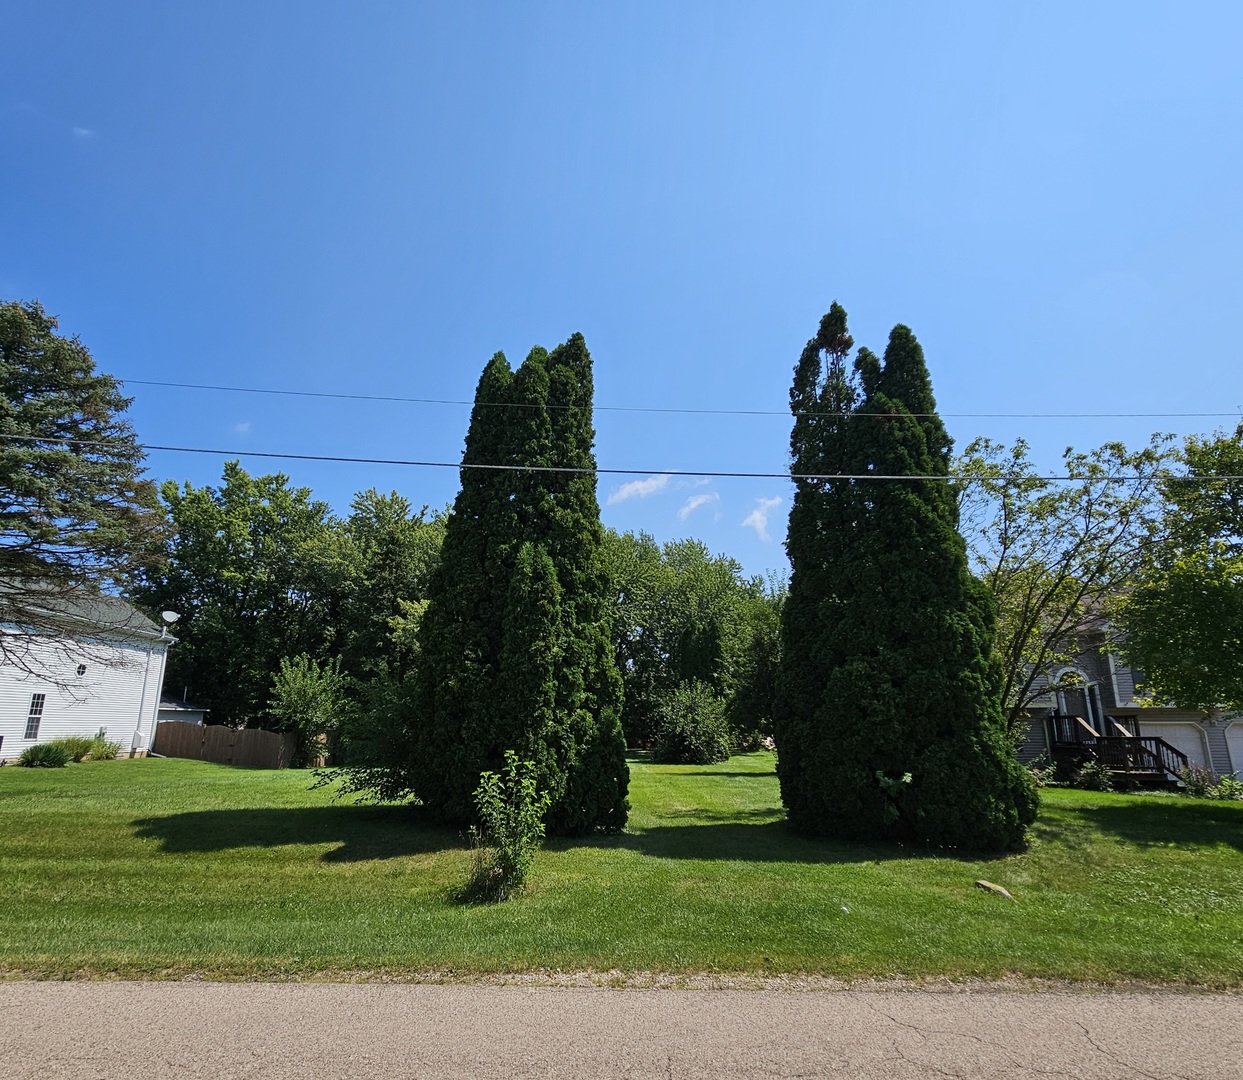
1015,630,1241,784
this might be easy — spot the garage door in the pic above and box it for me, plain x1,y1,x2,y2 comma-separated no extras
1139,723,1210,771
1226,723,1243,775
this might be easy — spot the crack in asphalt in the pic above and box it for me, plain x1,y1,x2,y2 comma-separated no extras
864,1001,1126,1079
1073,1021,1194,1080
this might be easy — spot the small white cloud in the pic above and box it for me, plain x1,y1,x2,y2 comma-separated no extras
233,421,252,434
72,126,96,138
606,474,672,505
742,496,784,543
677,492,720,521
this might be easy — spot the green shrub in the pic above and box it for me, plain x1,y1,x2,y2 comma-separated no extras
268,654,348,767
1178,764,1217,798
88,735,122,761
1025,757,1058,788
48,736,95,763
1209,774,1243,801
1073,758,1114,792
19,743,71,768
462,751,551,903
653,681,731,765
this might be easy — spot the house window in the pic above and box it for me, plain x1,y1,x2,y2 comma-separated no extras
76,663,87,676
24,694,46,740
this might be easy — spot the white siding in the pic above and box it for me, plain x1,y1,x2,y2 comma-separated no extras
0,631,169,760
1138,720,1211,771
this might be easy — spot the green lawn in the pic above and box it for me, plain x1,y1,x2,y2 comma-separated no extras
1,753,1241,985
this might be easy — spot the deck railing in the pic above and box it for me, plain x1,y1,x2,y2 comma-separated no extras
1047,715,1189,779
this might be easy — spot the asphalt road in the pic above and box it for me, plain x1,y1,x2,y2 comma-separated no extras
1,981,1239,1079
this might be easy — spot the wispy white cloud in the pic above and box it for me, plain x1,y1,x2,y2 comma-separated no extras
677,492,720,521
606,474,672,505
72,126,96,138
741,496,784,543
233,421,252,434
606,474,713,506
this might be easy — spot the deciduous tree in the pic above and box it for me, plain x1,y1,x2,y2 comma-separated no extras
132,462,338,724
1123,425,1243,712
956,436,1172,732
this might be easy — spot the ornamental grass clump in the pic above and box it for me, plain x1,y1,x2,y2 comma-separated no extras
19,743,71,768
88,735,122,761
461,751,551,903
48,736,96,762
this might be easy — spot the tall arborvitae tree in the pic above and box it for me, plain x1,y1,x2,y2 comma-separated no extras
537,336,627,834
407,336,627,834
775,307,1036,851
406,353,517,819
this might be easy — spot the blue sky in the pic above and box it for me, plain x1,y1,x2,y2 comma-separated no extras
4,2,1241,579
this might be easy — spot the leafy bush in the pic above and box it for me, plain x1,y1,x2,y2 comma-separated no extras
652,681,731,765
89,735,121,761
19,743,71,768
1178,764,1218,798
1175,766,1243,800
48,736,95,762
1209,774,1243,800
461,751,551,903
1073,758,1114,792
268,654,348,767
1025,757,1058,788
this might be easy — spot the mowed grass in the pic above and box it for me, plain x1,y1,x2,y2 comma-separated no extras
1,753,1241,985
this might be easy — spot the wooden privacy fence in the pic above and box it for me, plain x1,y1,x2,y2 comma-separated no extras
153,721,297,769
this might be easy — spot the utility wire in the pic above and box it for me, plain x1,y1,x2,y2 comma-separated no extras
117,378,1241,421
2,433,1237,484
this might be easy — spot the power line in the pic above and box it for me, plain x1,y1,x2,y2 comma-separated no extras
3,433,1237,484
117,377,1241,421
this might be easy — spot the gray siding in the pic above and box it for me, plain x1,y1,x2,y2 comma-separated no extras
1204,720,1234,776
1015,718,1050,765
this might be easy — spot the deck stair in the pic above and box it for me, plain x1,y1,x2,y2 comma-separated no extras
1047,714,1189,788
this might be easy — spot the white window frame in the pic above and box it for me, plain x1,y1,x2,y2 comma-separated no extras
24,693,46,740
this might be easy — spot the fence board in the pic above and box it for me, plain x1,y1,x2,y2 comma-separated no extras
153,722,296,769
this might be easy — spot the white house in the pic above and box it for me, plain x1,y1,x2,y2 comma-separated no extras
0,593,176,762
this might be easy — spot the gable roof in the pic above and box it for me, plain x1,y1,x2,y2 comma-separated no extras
0,582,168,643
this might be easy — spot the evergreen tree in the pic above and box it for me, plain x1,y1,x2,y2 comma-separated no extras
0,300,164,674
407,337,627,834
406,354,516,820
775,307,1036,851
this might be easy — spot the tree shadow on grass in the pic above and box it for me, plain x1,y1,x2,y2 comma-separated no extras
1056,797,1243,855
556,817,1013,865
132,804,464,863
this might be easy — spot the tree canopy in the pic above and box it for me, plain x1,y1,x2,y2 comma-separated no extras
0,300,163,670
1123,425,1243,712
132,462,340,724
956,435,1172,731
775,305,1036,851
602,529,781,748
133,465,446,726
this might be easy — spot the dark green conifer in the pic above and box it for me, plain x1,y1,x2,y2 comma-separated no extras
775,309,1036,850
409,336,627,834
407,354,516,820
